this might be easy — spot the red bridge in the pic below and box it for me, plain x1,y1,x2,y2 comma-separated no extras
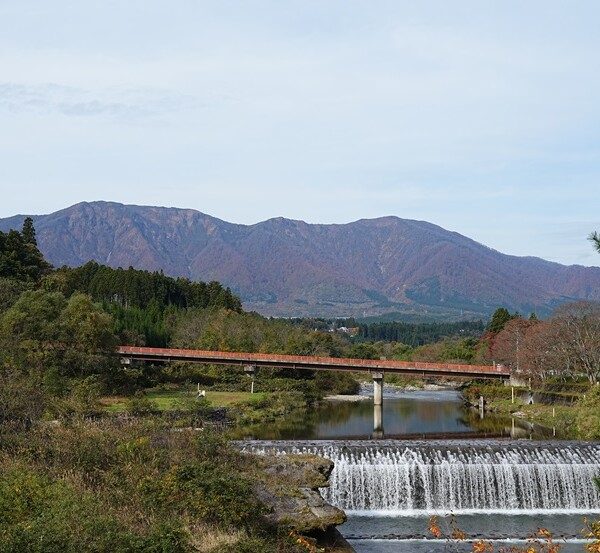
118,346,509,380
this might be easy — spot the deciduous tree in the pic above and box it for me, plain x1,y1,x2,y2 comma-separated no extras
550,301,600,384
490,317,537,373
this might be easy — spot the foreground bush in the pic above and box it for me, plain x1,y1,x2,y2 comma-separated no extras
0,419,305,552
0,465,188,553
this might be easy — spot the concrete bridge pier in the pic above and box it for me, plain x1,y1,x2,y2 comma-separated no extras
372,372,384,406
244,365,256,393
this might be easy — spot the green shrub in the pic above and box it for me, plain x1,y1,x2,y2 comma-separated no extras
125,394,159,415
462,382,513,403
314,371,359,395
0,465,186,553
141,461,265,531
230,391,306,424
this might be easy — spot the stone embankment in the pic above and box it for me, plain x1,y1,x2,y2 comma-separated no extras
252,453,355,552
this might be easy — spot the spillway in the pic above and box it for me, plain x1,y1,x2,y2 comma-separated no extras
241,440,600,512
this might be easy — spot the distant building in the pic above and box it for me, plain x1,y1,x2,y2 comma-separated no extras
338,326,359,337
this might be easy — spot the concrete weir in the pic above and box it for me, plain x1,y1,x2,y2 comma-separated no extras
240,440,600,513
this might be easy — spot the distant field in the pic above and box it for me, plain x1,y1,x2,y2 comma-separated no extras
101,388,267,412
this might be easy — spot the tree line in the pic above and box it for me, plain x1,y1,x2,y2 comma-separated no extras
479,304,600,385
355,319,485,346
48,261,241,312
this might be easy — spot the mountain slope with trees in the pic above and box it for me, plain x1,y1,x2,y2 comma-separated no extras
2,201,600,318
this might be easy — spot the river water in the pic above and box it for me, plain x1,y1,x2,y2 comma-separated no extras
238,387,600,552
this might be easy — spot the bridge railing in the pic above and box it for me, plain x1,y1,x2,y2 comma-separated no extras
118,346,508,376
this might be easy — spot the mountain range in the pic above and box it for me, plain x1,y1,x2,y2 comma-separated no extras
2,201,599,320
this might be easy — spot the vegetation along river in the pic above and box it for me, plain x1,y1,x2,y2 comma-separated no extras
239,387,600,552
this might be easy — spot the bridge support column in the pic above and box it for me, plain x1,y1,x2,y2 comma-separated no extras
244,365,256,393
372,372,384,406
372,372,384,438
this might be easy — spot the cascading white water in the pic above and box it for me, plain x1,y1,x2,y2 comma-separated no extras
323,446,600,511
241,441,600,512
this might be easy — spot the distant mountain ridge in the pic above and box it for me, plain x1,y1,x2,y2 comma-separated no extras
2,201,599,319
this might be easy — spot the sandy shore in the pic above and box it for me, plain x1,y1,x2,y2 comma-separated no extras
323,394,369,402
324,383,460,402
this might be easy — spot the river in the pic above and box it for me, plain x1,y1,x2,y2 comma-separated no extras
238,386,600,552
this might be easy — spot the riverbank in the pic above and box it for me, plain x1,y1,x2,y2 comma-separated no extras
461,381,598,439
324,394,369,402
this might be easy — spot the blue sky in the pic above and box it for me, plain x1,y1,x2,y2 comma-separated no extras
1,1,599,266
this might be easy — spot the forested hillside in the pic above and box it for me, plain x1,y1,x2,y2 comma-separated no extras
47,262,241,347
49,262,241,311
0,219,248,417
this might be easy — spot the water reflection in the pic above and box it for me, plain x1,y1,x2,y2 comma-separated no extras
373,404,383,439
231,387,564,441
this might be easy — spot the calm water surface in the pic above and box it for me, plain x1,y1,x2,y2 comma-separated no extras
345,512,598,552
232,386,559,440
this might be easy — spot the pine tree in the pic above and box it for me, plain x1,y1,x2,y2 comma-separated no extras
590,231,600,254
22,217,37,246
488,307,515,333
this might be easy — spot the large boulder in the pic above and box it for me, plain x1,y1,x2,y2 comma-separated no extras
251,453,347,533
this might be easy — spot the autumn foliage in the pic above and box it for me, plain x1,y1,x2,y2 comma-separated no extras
428,515,600,552
481,302,600,385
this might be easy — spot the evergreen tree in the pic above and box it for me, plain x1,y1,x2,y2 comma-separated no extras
355,319,484,346
589,231,600,253
488,307,515,333
49,262,242,346
0,221,52,282
22,217,37,246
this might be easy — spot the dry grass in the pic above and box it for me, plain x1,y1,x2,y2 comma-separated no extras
184,520,246,552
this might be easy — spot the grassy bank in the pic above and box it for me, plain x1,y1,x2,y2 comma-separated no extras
462,381,600,439
101,387,268,412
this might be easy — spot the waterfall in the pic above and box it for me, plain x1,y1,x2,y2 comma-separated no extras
241,440,600,512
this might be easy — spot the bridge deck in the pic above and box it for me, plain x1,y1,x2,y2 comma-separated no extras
118,346,509,380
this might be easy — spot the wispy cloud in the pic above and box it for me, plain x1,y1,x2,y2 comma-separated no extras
0,82,197,121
